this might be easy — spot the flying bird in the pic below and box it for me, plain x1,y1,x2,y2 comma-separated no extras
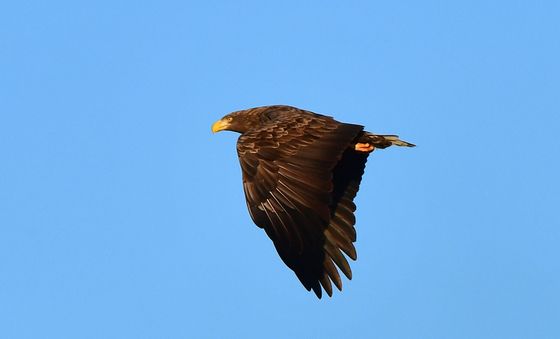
212,105,414,298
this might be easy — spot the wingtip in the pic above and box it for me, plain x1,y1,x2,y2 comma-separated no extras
312,285,323,299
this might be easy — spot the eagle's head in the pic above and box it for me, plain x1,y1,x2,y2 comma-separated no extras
212,105,296,134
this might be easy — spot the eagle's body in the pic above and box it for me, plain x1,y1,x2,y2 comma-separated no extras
212,105,414,298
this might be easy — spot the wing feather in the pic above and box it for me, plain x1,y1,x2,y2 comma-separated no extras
236,107,367,297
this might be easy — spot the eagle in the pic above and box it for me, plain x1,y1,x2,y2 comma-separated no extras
211,105,414,298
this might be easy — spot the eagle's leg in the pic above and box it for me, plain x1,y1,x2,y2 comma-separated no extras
354,143,375,153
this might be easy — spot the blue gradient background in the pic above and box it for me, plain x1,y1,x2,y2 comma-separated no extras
1,1,559,338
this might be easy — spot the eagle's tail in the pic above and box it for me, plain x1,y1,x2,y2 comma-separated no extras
361,132,416,149
379,135,416,147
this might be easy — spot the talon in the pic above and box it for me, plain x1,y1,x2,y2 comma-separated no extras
354,143,375,153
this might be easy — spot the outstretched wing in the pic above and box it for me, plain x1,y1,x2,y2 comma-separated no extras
237,112,365,298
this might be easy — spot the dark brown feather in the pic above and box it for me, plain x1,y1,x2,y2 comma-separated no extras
233,106,368,298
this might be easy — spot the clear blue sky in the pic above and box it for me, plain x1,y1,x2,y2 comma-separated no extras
1,1,559,338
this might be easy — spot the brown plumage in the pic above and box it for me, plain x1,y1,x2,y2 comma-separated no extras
211,105,414,298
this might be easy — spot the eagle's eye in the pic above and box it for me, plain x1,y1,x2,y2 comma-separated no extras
226,116,233,122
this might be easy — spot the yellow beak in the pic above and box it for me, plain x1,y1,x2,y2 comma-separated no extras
211,119,230,133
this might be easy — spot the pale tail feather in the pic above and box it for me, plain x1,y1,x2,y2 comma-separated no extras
380,135,416,147
362,132,416,148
